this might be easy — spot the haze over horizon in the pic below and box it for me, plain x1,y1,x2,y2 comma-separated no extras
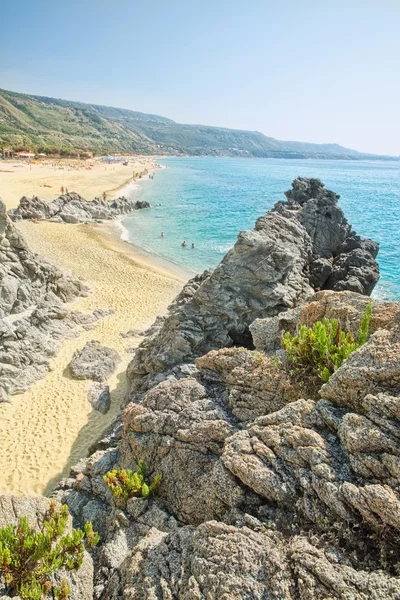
1,0,399,156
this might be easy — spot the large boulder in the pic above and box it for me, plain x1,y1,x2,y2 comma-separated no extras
250,289,400,353
69,341,120,382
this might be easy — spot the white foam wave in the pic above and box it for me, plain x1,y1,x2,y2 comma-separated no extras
114,217,130,242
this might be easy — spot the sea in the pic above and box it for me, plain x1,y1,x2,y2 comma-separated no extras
120,157,400,300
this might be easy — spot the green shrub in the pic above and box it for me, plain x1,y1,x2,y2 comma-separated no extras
0,501,99,600
281,302,372,388
103,461,161,503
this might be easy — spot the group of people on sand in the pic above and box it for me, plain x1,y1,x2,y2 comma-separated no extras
161,232,195,249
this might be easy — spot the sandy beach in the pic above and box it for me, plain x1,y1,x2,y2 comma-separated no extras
0,156,157,210
0,164,186,497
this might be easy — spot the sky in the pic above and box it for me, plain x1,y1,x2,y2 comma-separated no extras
1,0,399,155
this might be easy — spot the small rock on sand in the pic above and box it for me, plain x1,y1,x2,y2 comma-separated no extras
69,340,120,382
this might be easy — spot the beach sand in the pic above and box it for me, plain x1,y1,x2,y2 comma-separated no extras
0,219,185,496
0,156,157,210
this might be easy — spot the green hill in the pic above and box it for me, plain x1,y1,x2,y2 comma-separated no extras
0,88,394,160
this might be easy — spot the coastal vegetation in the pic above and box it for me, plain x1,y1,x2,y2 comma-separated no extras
0,88,394,160
0,502,99,600
103,462,162,503
281,302,372,391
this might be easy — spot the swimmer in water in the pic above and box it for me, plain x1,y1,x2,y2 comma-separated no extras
161,231,164,237
191,243,195,248
182,240,187,247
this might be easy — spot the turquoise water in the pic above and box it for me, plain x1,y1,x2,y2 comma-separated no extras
122,157,400,300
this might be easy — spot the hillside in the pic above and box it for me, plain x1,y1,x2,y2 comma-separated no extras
0,88,394,160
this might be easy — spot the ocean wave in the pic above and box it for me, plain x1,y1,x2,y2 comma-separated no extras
371,280,399,302
114,218,131,243
214,244,234,254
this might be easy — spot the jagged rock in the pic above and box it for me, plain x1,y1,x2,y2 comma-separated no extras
0,199,95,400
89,383,111,414
127,178,379,383
121,377,241,523
86,515,400,600
9,192,150,224
321,326,400,411
0,496,93,600
0,199,86,318
70,341,120,382
0,298,114,401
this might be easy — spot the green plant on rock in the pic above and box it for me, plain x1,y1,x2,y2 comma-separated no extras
0,501,99,600
281,302,372,389
103,461,161,503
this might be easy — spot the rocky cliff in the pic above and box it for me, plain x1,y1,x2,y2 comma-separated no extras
0,197,115,401
52,290,400,600
39,179,400,600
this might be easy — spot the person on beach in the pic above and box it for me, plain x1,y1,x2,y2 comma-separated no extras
103,191,107,201
60,186,64,194
65,187,69,194
182,240,187,247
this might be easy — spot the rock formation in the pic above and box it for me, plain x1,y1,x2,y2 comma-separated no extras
45,180,400,599
53,290,400,600
9,192,150,224
128,178,379,382
0,198,114,401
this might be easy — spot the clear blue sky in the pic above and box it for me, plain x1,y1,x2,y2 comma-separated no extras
1,0,399,155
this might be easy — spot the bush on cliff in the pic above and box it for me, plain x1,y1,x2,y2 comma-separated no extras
103,461,161,504
0,501,99,600
282,302,372,391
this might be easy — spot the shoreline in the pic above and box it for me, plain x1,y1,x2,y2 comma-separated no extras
102,217,195,281
108,162,198,282
0,155,160,210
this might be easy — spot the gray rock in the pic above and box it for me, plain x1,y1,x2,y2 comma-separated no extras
70,341,120,382
9,192,150,224
0,196,93,400
250,289,400,354
89,383,111,414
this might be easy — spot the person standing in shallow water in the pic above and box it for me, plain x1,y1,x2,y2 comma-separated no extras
191,243,195,249
182,240,187,247
161,231,164,237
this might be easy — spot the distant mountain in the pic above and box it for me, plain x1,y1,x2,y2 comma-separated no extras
0,88,395,160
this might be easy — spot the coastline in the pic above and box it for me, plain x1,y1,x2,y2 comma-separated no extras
107,162,198,281
0,217,186,496
102,217,195,281
0,155,159,210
